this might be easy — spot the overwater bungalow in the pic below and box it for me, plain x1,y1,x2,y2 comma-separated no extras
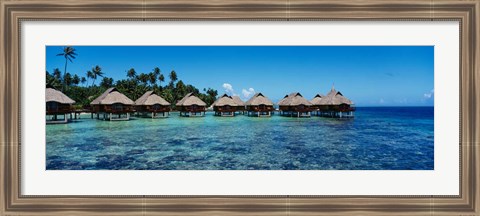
176,93,207,117
46,87,75,124
310,94,325,116
90,87,134,121
232,95,246,114
313,86,355,118
278,92,313,117
135,91,171,118
213,94,238,117
245,93,274,117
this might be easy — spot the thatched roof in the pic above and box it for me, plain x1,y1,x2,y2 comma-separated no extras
135,91,170,106
310,94,325,105
232,95,245,106
277,92,312,106
213,94,237,107
90,87,134,105
46,88,75,104
318,87,354,105
176,93,207,106
245,93,274,106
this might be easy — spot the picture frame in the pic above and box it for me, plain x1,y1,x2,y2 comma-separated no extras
1,0,478,215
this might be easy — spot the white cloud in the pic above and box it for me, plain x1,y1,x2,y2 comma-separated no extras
423,89,434,99
222,83,237,96
242,88,255,99
222,83,255,99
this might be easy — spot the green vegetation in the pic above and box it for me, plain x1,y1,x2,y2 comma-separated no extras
47,46,218,108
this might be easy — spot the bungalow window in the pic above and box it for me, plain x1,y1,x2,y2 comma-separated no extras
153,104,161,111
112,103,123,111
339,104,350,111
46,102,58,111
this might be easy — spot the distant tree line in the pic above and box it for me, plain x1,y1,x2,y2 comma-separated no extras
47,46,218,108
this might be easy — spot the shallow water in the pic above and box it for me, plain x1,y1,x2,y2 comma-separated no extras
46,107,434,170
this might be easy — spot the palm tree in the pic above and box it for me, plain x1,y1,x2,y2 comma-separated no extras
80,77,87,86
168,70,178,89
72,74,80,86
64,73,72,86
53,68,62,80
161,88,174,104
86,70,94,87
46,70,62,89
152,67,160,83
175,80,186,101
91,65,104,86
169,70,178,83
127,68,136,79
138,73,149,86
159,74,165,88
149,72,157,87
100,77,114,88
56,46,77,91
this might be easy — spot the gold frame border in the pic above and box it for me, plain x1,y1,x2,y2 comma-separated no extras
1,0,478,215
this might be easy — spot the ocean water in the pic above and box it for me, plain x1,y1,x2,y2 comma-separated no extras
46,107,434,170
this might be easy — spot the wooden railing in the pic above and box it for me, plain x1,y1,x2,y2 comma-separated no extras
46,107,72,114
291,108,312,113
137,106,171,112
91,105,134,113
248,106,274,112
235,106,246,110
182,107,206,112
214,107,236,112
149,107,171,112
103,107,134,113
317,106,356,112
279,106,313,112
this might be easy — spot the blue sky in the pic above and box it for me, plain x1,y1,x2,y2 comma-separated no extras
46,46,434,106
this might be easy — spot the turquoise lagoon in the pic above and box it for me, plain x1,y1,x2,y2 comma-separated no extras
46,107,434,170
